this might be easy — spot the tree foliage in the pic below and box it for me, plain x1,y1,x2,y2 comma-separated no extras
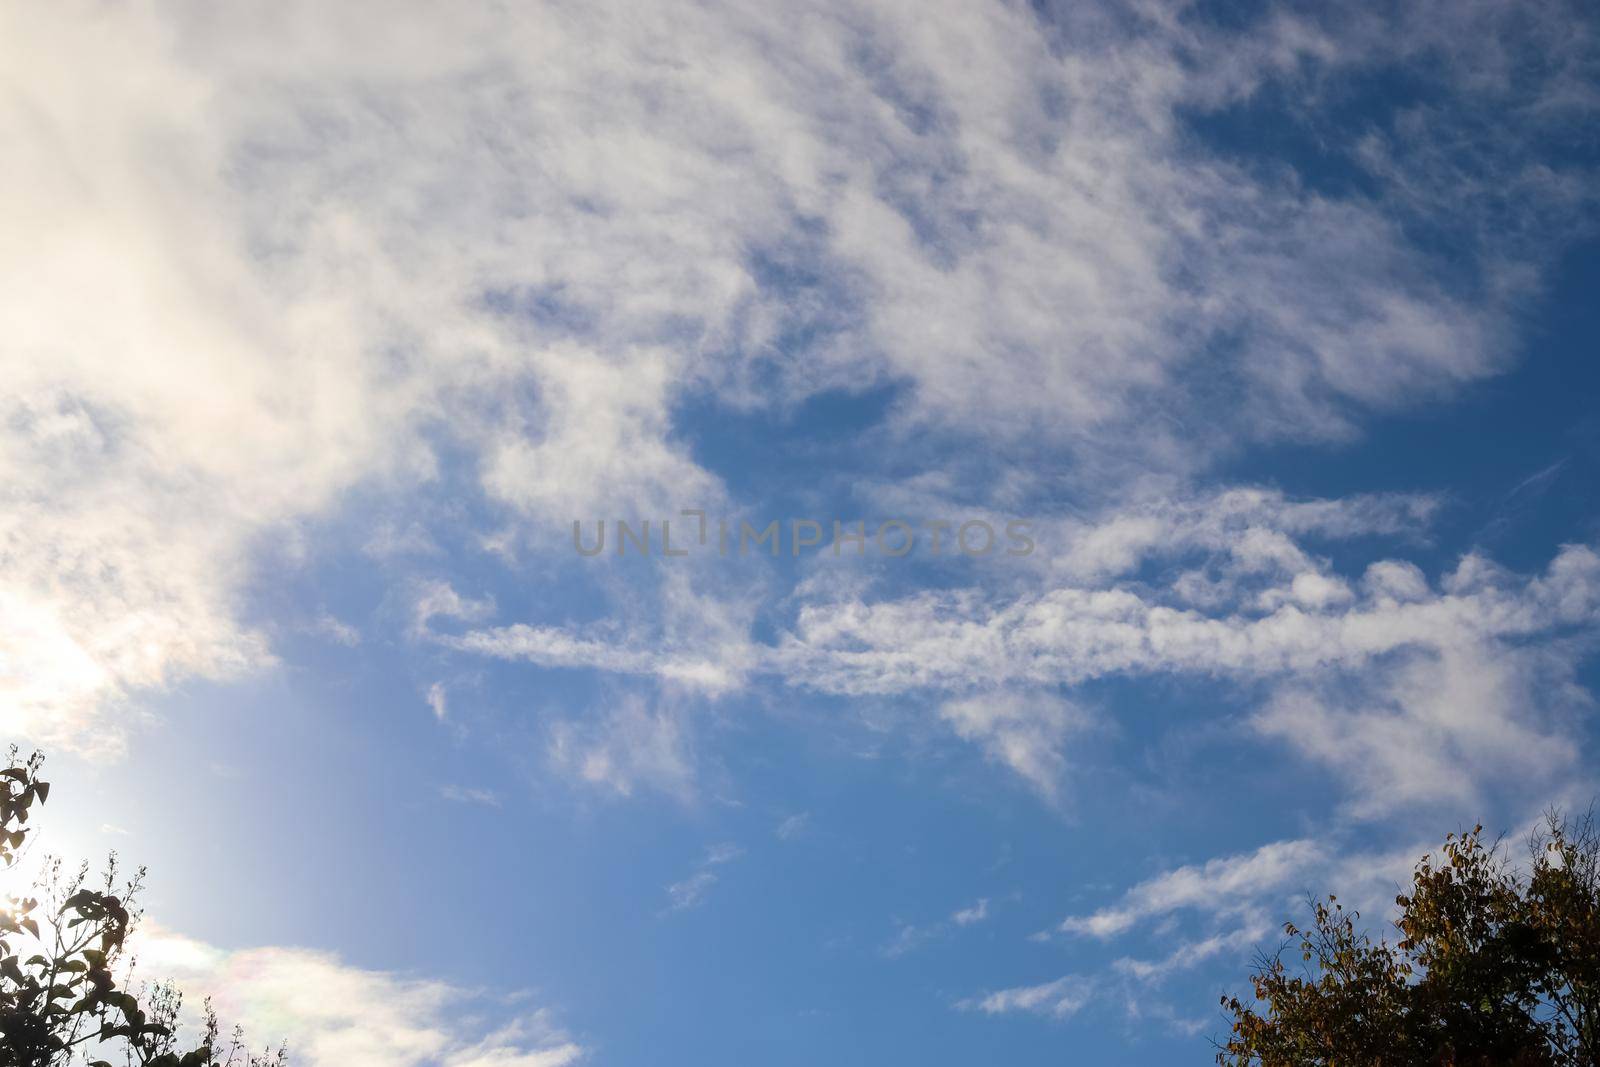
1220,814,1600,1066
0,748,284,1067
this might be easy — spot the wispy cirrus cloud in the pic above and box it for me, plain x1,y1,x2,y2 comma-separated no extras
775,812,812,840
957,975,1094,1020
940,692,1094,802
664,842,744,913
549,693,700,802
439,784,501,807
959,834,1421,1026
1055,838,1324,941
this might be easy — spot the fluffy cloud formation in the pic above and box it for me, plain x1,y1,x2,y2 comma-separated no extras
4,0,1592,754
135,924,584,1067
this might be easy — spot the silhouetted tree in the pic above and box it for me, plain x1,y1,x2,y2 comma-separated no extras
1219,813,1600,1066
0,748,284,1066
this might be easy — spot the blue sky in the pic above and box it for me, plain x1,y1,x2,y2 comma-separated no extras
4,1,1600,1063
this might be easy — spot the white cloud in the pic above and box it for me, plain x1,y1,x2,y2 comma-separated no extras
880,921,936,960
664,842,743,912
777,493,1544,708
1046,488,1439,584
436,569,761,700
440,785,501,807
1112,921,1272,984
309,613,363,647
1049,832,1426,982
362,521,441,561
940,691,1093,802
784,521,1600,703
704,842,744,865
960,828,1434,1019
1057,838,1323,940
1253,642,1583,818
481,344,720,522
548,694,698,801
665,870,719,913
412,582,495,640
882,895,995,957
3,0,1588,755
444,485,1600,810
951,898,990,926
775,812,811,840
957,975,1093,1020
425,682,450,722
133,923,584,1067
442,626,741,696
776,543,1600,809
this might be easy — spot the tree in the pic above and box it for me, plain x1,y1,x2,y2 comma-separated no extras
1219,813,1600,1066
0,748,285,1066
